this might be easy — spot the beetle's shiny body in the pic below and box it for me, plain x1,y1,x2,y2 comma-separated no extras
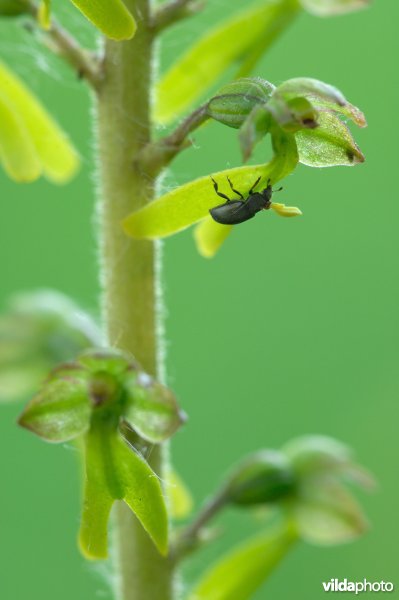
209,176,274,225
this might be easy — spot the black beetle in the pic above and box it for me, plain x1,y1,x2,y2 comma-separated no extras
209,176,281,225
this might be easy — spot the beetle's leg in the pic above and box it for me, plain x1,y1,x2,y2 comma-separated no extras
211,177,231,202
249,176,262,195
227,176,244,200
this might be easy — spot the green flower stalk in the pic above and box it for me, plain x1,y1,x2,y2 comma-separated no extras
0,0,374,599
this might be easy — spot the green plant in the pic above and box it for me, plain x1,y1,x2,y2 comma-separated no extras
0,1,374,599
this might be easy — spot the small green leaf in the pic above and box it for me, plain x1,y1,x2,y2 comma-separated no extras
300,0,369,17
167,470,194,520
295,112,364,167
207,78,275,130
18,377,91,442
294,480,368,545
0,61,79,183
79,424,168,559
188,524,297,600
225,450,296,507
70,0,137,40
194,218,233,259
0,92,41,182
124,372,186,444
156,0,300,125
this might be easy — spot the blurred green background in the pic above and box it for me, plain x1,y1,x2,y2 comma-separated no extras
0,0,397,598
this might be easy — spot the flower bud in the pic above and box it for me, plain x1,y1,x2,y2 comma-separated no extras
207,77,275,129
283,436,374,545
225,450,296,506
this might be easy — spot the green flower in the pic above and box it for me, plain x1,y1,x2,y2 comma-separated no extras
124,77,365,258
19,348,186,559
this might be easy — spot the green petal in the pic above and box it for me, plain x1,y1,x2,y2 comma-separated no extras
79,426,116,560
0,60,79,183
70,0,137,41
194,218,233,258
295,112,364,167
156,0,300,125
188,524,297,600
114,432,169,555
79,425,168,559
0,92,41,182
294,480,368,545
18,377,91,442
276,77,366,127
124,373,185,444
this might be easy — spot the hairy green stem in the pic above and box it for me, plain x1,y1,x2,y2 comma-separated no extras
96,1,174,598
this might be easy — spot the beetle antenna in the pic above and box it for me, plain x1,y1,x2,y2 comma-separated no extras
273,186,283,193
